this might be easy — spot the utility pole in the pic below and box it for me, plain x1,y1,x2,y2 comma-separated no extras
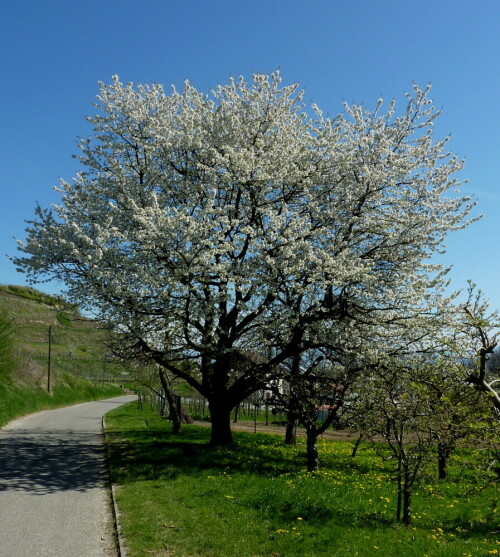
48,325,52,393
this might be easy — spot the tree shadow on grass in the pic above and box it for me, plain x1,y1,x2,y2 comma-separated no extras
108,425,304,483
107,424,500,538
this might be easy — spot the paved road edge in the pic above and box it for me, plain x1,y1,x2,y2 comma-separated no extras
102,415,128,557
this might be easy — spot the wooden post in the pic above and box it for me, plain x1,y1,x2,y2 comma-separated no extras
47,326,52,393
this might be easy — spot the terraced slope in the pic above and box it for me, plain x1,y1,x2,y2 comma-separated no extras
0,285,127,385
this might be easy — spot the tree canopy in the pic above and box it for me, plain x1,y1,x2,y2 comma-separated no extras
15,71,475,445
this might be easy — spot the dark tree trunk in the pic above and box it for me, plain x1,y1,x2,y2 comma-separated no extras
285,350,301,446
306,427,320,471
208,400,233,446
233,404,240,423
402,469,413,525
351,434,363,458
285,412,296,445
159,368,181,434
180,406,194,424
396,453,403,522
437,441,451,480
438,441,455,480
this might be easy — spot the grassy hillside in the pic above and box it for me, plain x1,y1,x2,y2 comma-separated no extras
0,284,128,383
0,284,129,426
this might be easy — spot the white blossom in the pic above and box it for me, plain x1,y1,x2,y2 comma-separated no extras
13,72,475,444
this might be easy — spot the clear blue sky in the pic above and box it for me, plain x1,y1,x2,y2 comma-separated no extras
1,0,499,310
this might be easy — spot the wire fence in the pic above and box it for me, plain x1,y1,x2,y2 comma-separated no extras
136,386,289,426
16,349,133,386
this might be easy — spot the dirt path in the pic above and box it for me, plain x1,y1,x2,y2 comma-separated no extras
193,419,362,442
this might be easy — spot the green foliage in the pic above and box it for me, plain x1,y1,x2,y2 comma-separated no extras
56,311,73,327
0,284,73,310
106,404,500,557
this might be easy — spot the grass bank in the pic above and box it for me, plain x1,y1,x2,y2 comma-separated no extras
105,403,500,557
0,373,123,428
0,284,131,382
0,284,129,428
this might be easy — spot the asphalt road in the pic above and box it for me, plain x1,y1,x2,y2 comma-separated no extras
0,395,136,557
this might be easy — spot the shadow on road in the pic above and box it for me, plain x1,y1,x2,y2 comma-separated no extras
0,430,105,494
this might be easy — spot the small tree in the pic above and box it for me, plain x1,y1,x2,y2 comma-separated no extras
460,284,500,413
352,360,445,525
115,338,190,434
271,349,353,471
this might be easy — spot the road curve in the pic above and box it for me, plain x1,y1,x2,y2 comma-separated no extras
0,395,136,557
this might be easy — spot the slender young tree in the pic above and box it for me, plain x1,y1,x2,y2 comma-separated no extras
273,349,353,471
460,283,500,413
15,72,474,445
349,358,445,525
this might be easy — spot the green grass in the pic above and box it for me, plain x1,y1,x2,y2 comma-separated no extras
0,372,124,427
0,309,15,379
105,403,500,557
0,284,131,382
0,284,71,309
0,284,129,427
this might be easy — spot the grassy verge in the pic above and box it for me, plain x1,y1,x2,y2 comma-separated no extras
0,373,124,428
105,403,500,557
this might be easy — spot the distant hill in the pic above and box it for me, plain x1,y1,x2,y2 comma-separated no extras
0,284,129,387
